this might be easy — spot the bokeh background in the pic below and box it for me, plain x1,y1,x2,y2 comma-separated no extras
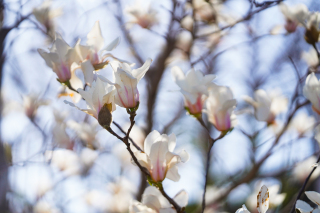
1,0,320,212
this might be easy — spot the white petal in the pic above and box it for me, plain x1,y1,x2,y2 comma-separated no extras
132,58,152,81
257,185,269,213
103,37,120,52
179,150,189,163
144,130,161,155
87,21,104,51
173,190,188,207
166,165,180,182
236,204,251,213
296,200,313,212
306,191,320,206
81,60,94,86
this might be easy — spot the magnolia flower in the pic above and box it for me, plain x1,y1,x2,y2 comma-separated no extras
32,0,62,38
33,200,61,213
236,185,269,213
23,94,49,120
85,190,110,212
38,34,80,83
130,186,188,213
243,89,288,124
45,149,81,176
293,156,320,182
171,66,215,116
134,130,189,182
73,21,121,85
288,112,315,137
296,191,320,213
279,3,309,33
305,12,320,44
302,48,319,69
109,59,152,109
125,0,158,29
181,15,194,32
246,184,285,211
205,84,237,131
303,73,320,114
64,77,116,127
67,120,99,149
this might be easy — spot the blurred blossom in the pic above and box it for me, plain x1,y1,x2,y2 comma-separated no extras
279,3,309,33
32,0,62,38
205,84,237,131
45,149,81,176
33,200,61,213
23,94,49,120
67,120,99,149
109,59,152,109
35,177,52,199
80,148,98,173
246,184,285,211
205,186,229,205
129,186,188,213
57,75,83,103
125,0,158,29
181,15,194,32
176,31,193,55
236,185,269,213
243,89,288,125
302,47,319,70
73,21,121,85
38,34,80,84
293,156,320,182
64,77,116,122
288,112,315,137
296,191,320,213
107,177,137,212
85,190,110,212
171,66,215,116
52,109,73,149
134,130,189,182
303,73,320,114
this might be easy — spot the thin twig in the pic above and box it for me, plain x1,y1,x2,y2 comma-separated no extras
112,121,142,152
289,153,320,213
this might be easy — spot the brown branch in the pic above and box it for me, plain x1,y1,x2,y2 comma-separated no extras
289,153,320,213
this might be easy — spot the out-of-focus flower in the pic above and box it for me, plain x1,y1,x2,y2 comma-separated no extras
296,191,320,213
107,177,137,212
85,190,110,212
32,0,62,38
45,149,81,176
73,22,121,85
315,125,320,146
33,200,61,213
176,31,193,55
192,0,217,23
58,85,82,103
67,120,99,149
52,109,73,149
293,156,320,182
64,77,116,127
129,186,188,213
302,48,319,70
205,84,237,131
236,205,251,213
181,15,194,32
109,59,152,109
305,12,320,44
35,177,52,199
236,185,269,213
288,112,315,137
80,147,98,173
125,0,158,29
279,3,309,33
243,89,288,124
23,94,50,120
171,66,215,116
38,34,80,83
303,73,320,114
134,130,189,182
246,184,285,211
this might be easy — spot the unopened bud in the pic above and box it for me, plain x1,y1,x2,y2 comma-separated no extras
98,103,113,128
305,26,320,44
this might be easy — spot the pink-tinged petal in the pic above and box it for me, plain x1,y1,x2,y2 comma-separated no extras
149,141,169,182
144,130,161,155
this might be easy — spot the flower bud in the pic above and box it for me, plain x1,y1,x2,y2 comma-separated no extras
98,103,113,128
